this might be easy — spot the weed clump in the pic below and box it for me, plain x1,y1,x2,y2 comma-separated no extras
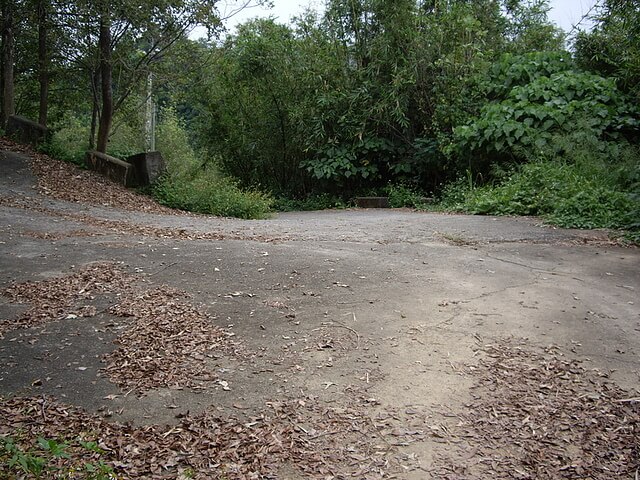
439,133,640,241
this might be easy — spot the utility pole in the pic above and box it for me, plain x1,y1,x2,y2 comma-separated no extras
144,70,156,152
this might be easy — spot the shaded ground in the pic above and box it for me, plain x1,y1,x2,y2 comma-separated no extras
0,141,638,478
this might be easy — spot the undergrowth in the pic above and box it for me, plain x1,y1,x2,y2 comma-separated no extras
439,133,640,242
153,164,273,219
37,109,273,220
385,183,430,209
152,110,272,219
273,193,348,212
1,435,116,479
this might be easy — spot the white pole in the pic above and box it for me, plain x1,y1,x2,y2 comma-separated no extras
145,71,154,152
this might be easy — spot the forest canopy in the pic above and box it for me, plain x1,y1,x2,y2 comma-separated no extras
1,0,639,237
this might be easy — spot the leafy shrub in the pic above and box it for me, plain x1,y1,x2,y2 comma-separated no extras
385,183,427,208
1,436,115,479
455,71,638,159
438,173,475,209
40,112,144,165
486,51,573,99
153,109,272,219
453,51,640,174
445,133,640,239
273,193,347,212
464,163,633,229
40,114,90,165
154,166,273,219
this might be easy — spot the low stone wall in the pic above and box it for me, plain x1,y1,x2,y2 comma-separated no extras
6,115,50,147
85,151,137,187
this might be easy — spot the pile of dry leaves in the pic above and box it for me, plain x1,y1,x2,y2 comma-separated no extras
1,262,134,335
1,263,240,394
432,341,640,479
0,395,421,479
0,137,173,214
104,286,240,392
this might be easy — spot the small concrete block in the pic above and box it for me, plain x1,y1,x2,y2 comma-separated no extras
355,197,390,208
127,151,166,186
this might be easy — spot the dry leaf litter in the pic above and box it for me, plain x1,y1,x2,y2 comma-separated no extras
0,138,172,214
1,262,133,335
430,341,640,479
1,263,240,394
0,394,425,479
104,285,241,393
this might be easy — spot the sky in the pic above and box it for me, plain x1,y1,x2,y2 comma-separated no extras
210,0,601,36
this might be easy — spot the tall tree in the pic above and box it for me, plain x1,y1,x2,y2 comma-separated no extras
96,3,111,153
575,0,640,100
37,0,49,126
93,0,220,152
1,0,15,127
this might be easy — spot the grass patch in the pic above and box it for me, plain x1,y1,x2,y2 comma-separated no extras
385,183,431,209
153,165,272,219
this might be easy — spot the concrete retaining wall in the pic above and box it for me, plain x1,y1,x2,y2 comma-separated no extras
6,115,50,147
85,151,137,187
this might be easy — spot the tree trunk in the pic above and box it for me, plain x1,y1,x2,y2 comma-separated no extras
89,68,99,149
96,14,112,153
37,0,49,126
1,0,15,128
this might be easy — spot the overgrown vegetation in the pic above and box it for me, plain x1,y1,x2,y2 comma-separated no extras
1,435,116,479
441,131,640,240
1,0,639,234
151,110,273,219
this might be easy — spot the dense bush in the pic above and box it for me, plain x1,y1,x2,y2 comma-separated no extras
385,183,428,209
153,166,273,219
441,132,640,238
152,110,272,219
39,115,90,165
273,193,348,212
453,52,639,175
40,111,145,166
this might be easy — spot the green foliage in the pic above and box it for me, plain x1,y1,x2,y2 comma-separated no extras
502,0,565,53
153,165,273,219
442,132,640,238
453,51,639,171
3,436,48,477
39,109,145,166
153,109,272,219
1,435,116,479
385,183,427,209
155,108,198,173
486,51,572,98
273,194,348,212
574,0,640,101
11,0,639,236
40,115,90,166
181,0,566,194
190,19,325,195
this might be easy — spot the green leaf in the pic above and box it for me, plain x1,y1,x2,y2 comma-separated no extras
542,119,555,130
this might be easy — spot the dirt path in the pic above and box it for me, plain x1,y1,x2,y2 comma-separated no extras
1,145,638,478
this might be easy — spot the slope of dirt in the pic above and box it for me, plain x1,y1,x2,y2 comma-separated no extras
1,142,638,478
